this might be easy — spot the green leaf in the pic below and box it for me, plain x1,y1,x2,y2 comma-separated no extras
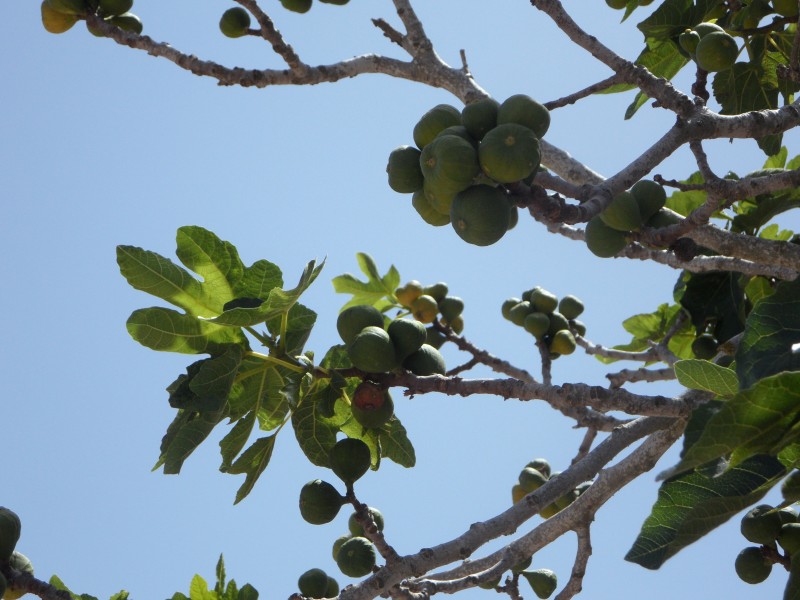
763,147,788,169
189,574,217,600
227,356,299,431
108,593,130,600
219,410,256,472
379,417,416,467
623,40,689,119
625,454,785,569
223,580,238,600
169,595,190,600
737,276,800,390
233,259,283,300
731,183,800,235
673,372,800,473
167,346,243,413
215,555,226,596
126,307,246,355
665,172,706,216
159,411,223,475
674,359,738,396
745,276,776,306
779,443,800,469
712,63,781,156
676,271,746,343
758,223,794,241
208,259,324,327
175,226,244,313
237,584,259,600
292,378,340,467
637,0,721,40
117,245,212,317
48,575,103,600
266,302,317,356
332,253,401,312
228,435,276,504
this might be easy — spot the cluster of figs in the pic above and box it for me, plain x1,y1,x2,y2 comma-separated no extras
734,471,800,585
511,458,592,521
502,288,586,359
40,0,142,35
386,94,551,246
677,22,739,73
297,438,382,592
218,0,349,34
0,507,34,600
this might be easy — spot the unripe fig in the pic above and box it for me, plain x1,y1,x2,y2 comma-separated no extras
348,506,384,537
438,296,464,322
558,295,584,320
0,507,21,562
497,94,550,139
411,295,439,324
521,569,558,599
337,305,384,345
692,333,718,359
413,104,461,149
519,467,548,493
695,31,738,72
299,480,344,525
395,281,424,308
329,437,371,484
526,458,551,478
734,546,772,584
403,344,446,376
502,298,522,321
348,326,397,373
219,7,250,38
508,301,533,326
388,318,427,361
549,330,576,356
332,534,351,560
336,536,377,577
523,312,550,338
325,576,339,598
531,288,558,313
386,146,424,193
298,568,329,598
741,504,782,545
512,483,526,504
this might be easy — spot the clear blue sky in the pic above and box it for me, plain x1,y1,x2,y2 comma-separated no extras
2,1,798,599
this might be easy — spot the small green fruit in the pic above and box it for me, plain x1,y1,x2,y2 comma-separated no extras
411,190,450,226
336,537,377,577
508,301,533,327
280,0,313,13
512,483,526,504
388,318,427,361
98,0,132,16
413,104,461,149
0,507,21,562
423,282,449,302
109,12,143,33
691,333,718,359
332,535,351,561
502,298,522,321
41,1,78,33
351,382,394,429
411,294,439,324
605,0,628,8
546,312,571,336
558,295,584,320
395,281,423,308
403,344,446,376
329,438,371,484
741,504,782,545
450,184,511,246
387,146,424,193
631,179,667,221
678,29,701,55
519,467,548,493
585,216,628,257
219,7,250,37
348,326,398,373
337,305,384,346
549,330,576,356
526,458,551,478
779,523,800,555
348,507,384,536
497,94,550,139
570,320,587,337
695,31,738,72
600,191,643,232
438,296,464,322
479,123,541,184
299,480,344,525
44,0,88,15
325,576,339,598
298,568,329,598
523,312,550,338
783,470,800,502
461,97,499,140
734,546,772,584
521,569,558,599
530,288,558,314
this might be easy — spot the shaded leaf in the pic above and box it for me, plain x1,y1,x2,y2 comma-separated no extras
626,454,785,569
674,359,738,396
674,372,800,473
215,555,226,597
737,276,800,390
237,584,259,600
623,40,689,118
266,302,317,356
379,417,416,467
159,410,223,474
637,0,721,40
292,378,340,467
219,410,257,472
676,271,746,343
665,172,706,216
229,435,276,504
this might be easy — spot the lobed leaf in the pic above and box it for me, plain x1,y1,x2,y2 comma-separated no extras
228,435,277,504
126,307,246,354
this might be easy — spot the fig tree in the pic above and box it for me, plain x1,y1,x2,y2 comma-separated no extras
348,506,384,536
521,569,558,599
336,536,377,577
298,568,329,598
219,7,251,38
329,437,371,484
299,480,344,525
734,546,772,584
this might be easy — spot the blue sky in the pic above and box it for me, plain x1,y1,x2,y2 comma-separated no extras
2,1,798,599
